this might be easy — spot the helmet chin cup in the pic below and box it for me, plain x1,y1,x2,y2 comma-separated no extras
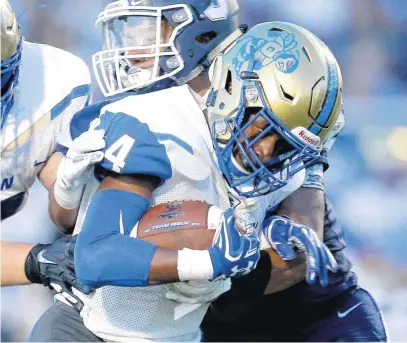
120,65,153,88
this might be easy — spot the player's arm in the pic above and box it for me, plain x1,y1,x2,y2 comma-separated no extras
46,103,107,232
277,181,325,238
261,110,345,293
201,171,332,310
1,149,95,287
74,172,182,287
45,130,105,232
262,184,325,294
75,110,260,288
0,159,57,286
42,68,93,232
261,165,325,293
37,152,78,232
1,242,34,285
275,107,344,239
75,172,258,288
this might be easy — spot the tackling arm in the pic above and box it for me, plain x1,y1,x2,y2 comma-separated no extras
1,151,87,286
1,242,34,286
277,186,325,238
38,152,79,233
263,185,325,294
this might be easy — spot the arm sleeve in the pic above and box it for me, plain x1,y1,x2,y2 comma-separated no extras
74,189,158,288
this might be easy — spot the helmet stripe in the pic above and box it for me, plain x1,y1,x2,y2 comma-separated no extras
308,60,340,135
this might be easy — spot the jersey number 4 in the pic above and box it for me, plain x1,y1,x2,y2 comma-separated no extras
105,134,135,173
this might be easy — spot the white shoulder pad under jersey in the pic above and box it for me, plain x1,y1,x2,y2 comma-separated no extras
1,41,91,220
72,85,230,342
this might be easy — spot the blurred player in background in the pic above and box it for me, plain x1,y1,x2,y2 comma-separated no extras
0,0,105,306
28,1,337,342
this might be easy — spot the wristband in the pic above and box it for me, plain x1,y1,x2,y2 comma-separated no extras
54,181,84,209
177,248,214,281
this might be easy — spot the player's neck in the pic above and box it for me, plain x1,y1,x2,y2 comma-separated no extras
187,74,210,97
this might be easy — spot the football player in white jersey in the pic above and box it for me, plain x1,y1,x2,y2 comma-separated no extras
0,0,105,305
28,1,340,341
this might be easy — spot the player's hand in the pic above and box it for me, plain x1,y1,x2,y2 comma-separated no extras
57,129,105,191
24,235,94,312
262,215,337,287
165,279,231,305
208,209,260,280
54,129,105,209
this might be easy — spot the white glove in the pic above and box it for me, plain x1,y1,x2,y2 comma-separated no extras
54,130,105,209
165,279,231,305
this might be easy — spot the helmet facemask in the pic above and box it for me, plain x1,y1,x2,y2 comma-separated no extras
93,1,193,97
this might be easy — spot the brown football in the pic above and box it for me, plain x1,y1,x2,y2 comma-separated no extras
133,201,223,250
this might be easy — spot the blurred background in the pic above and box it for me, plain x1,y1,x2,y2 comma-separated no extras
2,0,407,341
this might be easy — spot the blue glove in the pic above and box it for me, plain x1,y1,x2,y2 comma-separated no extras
25,235,94,311
262,215,337,287
208,209,260,280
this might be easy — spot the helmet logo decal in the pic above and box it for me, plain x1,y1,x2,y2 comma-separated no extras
233,30,300,79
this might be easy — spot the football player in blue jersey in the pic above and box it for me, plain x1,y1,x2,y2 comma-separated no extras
0,0,103,308
27,1,341,342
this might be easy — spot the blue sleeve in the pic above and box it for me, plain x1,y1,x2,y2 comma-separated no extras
75,189,158,288
97,111,172,186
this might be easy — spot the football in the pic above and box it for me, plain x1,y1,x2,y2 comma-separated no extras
132,201,223,250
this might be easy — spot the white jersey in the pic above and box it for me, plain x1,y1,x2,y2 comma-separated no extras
68,85,304,342
0,40,91,219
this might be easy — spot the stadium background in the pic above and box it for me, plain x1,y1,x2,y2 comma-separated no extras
2,0,406,341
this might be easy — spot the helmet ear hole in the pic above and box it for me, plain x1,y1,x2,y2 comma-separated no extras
269,27,285,33
195,31,217,44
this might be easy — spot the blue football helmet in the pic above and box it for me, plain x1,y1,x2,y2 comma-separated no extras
207,22,343,197
1,0,22,126
93,0,243,97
